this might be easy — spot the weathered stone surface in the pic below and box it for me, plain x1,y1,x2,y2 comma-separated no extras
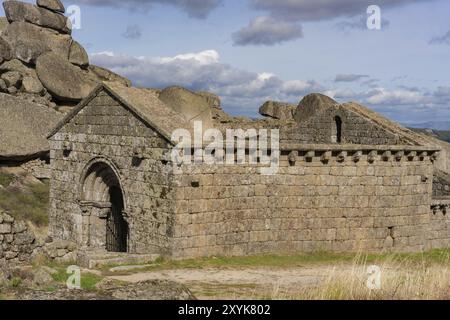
0,79,7,92
68,40,89,67
197,91,221,109
0,58,35,76
0,93,62,158
36,0,65,13
36,52,98,101
1,71,22,87
7,86,17,94
0,223,12,234
47,85,446,261
259,101,296,120
0,17,8,34
294,93,337,122
3,279,195,300
88,64,131,87
159,86,213,128
0,36,12,63
3,1,71,34
21,76,44,94
2,21,71,64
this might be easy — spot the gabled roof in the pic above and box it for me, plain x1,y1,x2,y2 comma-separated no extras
0,94,63,160
342,101,432,146
47,83,189,144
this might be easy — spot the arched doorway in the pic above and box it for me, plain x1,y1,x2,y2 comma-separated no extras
81,161,128,252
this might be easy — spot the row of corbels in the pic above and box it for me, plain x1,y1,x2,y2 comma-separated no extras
431,204,448,215
288,150,439,164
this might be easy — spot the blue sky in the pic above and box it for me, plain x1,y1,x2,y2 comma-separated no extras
3,0,450,125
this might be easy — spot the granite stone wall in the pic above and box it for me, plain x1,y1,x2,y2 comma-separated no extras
48,89,448,260
281,105,403,145
0,210,37,263
49,91,175,255
432,170,450,198
429,200,450,248
170,149,436,259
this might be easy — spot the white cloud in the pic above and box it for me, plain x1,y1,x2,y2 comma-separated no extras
365,88,430,105
91,49,323,114
159,50,220,65
90,49,449,120
430,31,450,45
324,88,357,99
251,0,432,22
232,16,303,46
335,74,370,82
73,0,221,19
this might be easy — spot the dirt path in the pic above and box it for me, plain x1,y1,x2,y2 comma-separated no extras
107,265,355,299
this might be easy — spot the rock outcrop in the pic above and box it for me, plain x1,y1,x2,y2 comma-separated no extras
36,52,97,101
0,0,132,111
294,93,338,122
259,100,296,121
4,1,71,34
0,93,62,160
36,0,65,14
159,86,214,128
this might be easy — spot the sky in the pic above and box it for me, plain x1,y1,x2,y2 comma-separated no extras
3,0,450,125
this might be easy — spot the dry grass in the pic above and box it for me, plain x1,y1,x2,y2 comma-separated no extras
0,173,49,226
267,253,450,300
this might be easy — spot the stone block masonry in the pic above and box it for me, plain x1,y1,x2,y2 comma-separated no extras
47,86,449,260
49,91,175,255
171,148,437,259
430,199,450,248
0,210,37,263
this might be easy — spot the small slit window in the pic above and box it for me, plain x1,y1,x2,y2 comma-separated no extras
332,116,342,143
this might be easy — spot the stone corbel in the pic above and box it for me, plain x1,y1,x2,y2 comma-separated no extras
305,151,315,161
63,141,73,152
432,205,439,215
352,151,363,163
382,151,391,161
368,150,377,163
133,146,146,159
288,151,298,165
62,141,73,157
395,151,404,161
419,151,428,160
407,151,417,161
321,151,332,163
337,151,347,163
430,151,440,163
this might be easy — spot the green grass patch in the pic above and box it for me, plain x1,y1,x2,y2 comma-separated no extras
0,178,49,226
111,249,450,274
51,266,103,291
0,173,14,187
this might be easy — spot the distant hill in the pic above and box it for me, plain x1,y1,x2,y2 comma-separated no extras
405,121,450,131
410,128,450,143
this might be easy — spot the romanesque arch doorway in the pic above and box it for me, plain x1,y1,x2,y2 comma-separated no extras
81,161,128,253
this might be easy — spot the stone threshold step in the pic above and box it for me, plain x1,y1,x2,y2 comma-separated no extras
77,251,160,269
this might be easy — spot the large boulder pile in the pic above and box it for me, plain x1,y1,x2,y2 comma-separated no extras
294,93,338,122
259,100,296,121
0,93,62,160
0,0,131,110
159,86,213,126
